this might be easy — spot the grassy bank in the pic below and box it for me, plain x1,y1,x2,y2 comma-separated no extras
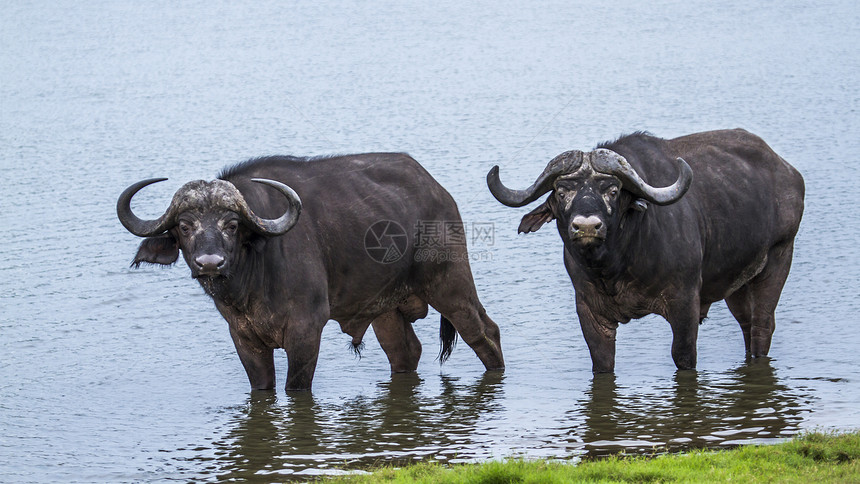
326,431,860,483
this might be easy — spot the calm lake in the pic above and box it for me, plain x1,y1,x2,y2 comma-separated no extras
2,0,858,481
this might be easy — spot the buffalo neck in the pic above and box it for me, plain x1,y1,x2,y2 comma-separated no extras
198,243,267,313
565,208,647,294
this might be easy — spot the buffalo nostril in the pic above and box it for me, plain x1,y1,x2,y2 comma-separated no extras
571,215,604,236
195,254,225,271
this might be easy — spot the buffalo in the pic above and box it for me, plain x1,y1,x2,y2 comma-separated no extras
487,129,804,372
118,153,504,391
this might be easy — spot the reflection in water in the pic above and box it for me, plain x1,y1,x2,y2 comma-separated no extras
571,358,807,455
213,392,293,481
183,361,812,478
206,373,505,479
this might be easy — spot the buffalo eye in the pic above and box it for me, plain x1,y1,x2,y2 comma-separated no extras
224,220,240,235
556,188,568,201
607,186,620,199
178,221,193,236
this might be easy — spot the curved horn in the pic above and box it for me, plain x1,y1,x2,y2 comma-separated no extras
487,151,584,207
237,178,302,235
116,178,176,237
591,149,693,205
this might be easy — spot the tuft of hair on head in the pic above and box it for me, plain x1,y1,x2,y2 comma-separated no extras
349,340,365,359
437,315,459,364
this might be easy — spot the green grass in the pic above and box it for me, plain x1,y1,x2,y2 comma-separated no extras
324,431,860,483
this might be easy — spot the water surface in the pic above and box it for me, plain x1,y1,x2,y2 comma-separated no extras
1,0,858,481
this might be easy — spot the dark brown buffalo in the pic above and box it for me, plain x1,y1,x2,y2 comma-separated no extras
488,129,804,372
118,153,504,391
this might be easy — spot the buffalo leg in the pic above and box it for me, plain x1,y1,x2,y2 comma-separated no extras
371,309,422,373
229,327,276,390
282,320,325,392
576,296,618,373
699,303,711,324
425,282,504,370
726,240,794,357
666,297,700,370
443,304,504,370
725,284,755,354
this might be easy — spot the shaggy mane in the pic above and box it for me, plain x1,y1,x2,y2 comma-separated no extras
596,130,655,150
218,154,344,180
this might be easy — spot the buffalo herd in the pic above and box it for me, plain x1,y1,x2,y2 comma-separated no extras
118,129,804,391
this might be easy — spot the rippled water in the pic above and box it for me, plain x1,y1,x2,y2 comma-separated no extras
2,0,858,481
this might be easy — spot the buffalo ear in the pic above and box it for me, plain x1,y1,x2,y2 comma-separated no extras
631,198,649,212
248,233,268,253
518,195,557,234
132,234,179,267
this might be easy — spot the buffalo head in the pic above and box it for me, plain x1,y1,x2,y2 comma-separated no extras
487,149,692,257
117,178,302,279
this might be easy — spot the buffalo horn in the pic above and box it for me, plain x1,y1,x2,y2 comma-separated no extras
591,149,693,205
116,178,174,237
240,178,302,235
117,177,303,238
487,150,584,207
